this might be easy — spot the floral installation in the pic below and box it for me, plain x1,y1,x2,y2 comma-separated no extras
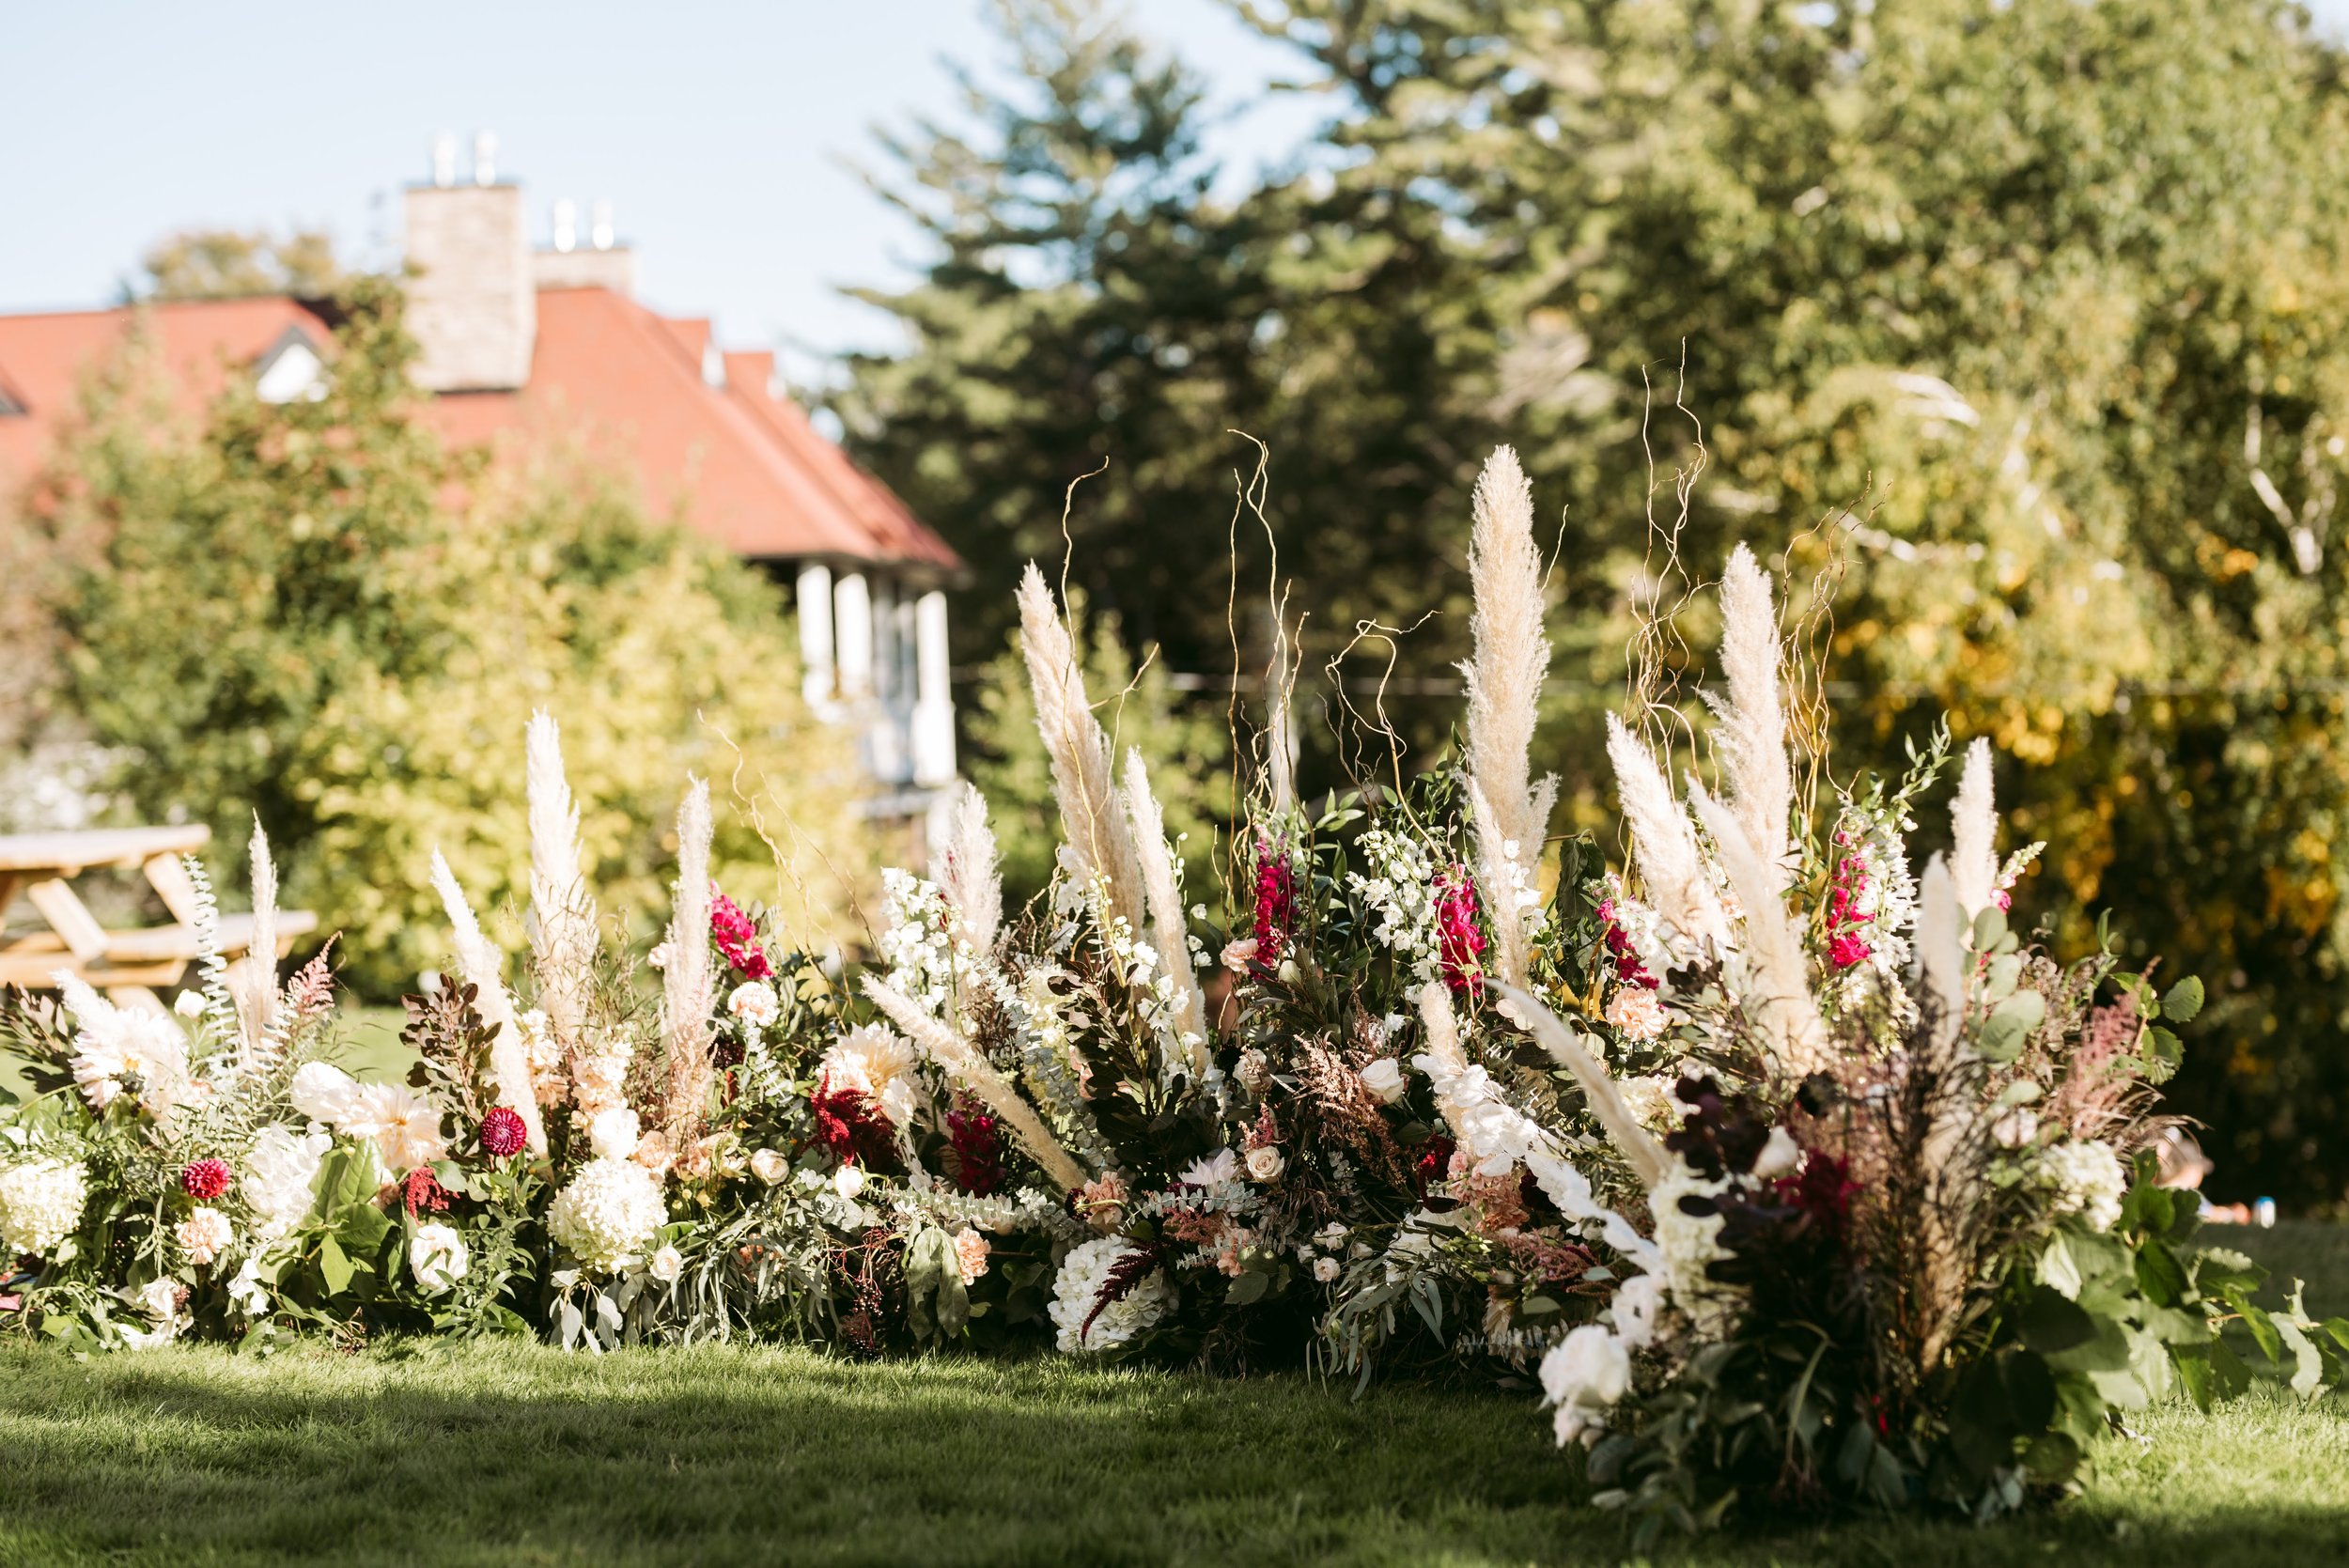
1,448,2339,1542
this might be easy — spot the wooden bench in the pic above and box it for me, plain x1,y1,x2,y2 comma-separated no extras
0,826,318,1010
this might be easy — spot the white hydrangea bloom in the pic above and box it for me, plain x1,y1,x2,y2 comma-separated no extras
2044,1140,2128,1233
0,1157,88,1255
547,1157,667,1273
1049,1235,1173,1354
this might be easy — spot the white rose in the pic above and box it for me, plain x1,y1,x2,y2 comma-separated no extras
1244,1145,1284,1183
1360,1058,1407,1104
727,982,780,1030
409,1222,469,1295
1313,1255,1341,1282
750,1148,789,1185
173,990,208,1019
648,1243,684,1283
832,1163,867,1201
588,1106,641,1161
1751,1126,1802,1181
1540,1324,1632,1424
1611,1272,1666,1350
138,1276,183,1323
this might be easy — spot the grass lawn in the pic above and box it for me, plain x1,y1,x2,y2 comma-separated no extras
0,1226,2341,1567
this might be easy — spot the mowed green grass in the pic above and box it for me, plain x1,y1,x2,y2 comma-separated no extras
0,1227,2341,1567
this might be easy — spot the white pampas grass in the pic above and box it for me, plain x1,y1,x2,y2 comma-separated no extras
939,782,1003,963
1709,544,1793,886
526,711,598,1073
1606,715,1726,950
1460,446,1559,988
1688,784,1831,1081
1950,738,1999,918
1416,979,1471,1080
235,816,278,1060
1491,982,1668,1190
661,778,715,1144
430,848,547,1155
1016,563,1144,934
1913,854,1968,1065
1122,749,1208,1069
863,973,1091,1192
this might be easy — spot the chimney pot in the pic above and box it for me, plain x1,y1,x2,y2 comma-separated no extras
592,200,614,251
473,131,498,187
432,132,458,189
552,198,577,253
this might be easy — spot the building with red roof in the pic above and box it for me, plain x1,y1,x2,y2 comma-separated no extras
0,139,961,827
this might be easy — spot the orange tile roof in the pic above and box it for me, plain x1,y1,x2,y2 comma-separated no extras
0,290,957,572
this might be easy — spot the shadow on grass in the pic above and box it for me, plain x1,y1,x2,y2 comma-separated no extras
0,1344,2342,1568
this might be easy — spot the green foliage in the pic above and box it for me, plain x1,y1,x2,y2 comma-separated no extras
132,227,347,301
24,276,862,993
842,0,2349,1203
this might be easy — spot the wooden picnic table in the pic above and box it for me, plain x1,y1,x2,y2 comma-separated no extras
0,825,317,1008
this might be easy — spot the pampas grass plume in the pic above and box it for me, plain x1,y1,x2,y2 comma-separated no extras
1606,714,1725,950
1688,784,1831,1080
940,782,1003,963
236,815,278,1059
1122,748,1207,1065
1950,738,1998,918
661,777,716,1145
430,847,547,1155
1712,544,1793,885
863,973,1090,1192
526,711,599,1069
1017,563,1144,934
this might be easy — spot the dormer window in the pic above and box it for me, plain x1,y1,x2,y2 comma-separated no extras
253,327,327,404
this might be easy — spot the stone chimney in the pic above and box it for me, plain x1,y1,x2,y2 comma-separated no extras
534,197,638,296
404,132,536,391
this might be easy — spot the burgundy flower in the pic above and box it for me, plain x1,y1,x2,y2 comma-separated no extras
1434,868,1486,996
709,889,773,980
402,1167,451,1217
479,1105,528,1158
946,1095,1006,1197
810,1076,900,1172
1595,897,1659,990
1413,1134,1457,1197
1252,834,1298,963
179,1158,233,1202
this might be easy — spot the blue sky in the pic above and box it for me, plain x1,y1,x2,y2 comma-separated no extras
7,1,2344,380
1,1,1316,380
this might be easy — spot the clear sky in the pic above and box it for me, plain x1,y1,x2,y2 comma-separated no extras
0,1,1318,380
7,0,2344,381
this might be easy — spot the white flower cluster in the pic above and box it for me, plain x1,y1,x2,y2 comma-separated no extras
877,867,958,1017
0,1157,87,1256
1828,801,1919,1005
2043,1139,2127,1233
569,1024,635,1121
1049,1235,1173,1354
547,1157,668,1273
241,1124,331,1237
817,1025,921,1126
1347,827,1445,980
1649,1157,1737,1338
410,1222,470,1294
290,1063,448,1174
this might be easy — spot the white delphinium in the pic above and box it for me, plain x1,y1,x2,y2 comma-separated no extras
409,1222,470,1294
1611,1272,1667,1350
175,1206,234,1266
1049,1235,1173,1354
2044,1140,2128,1233
55,976,191,1119
876,868,958,1017
1458,446,1560,990
227,1255,272,1318
119,1278,187,1348
817,1025,922,1126
0,1157,88,1255
515,1008,565,1107
241,1125,331,1237
429,848,546,1157
569,1025,635,1122
548,1158,667,1273
1346,826,1446,980
1950,737,1999,920
1540,1323,1633,1447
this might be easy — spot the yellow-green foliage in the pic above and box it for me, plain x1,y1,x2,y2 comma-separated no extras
21,277,864,994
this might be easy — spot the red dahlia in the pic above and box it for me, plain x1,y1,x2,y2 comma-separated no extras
180,1158,233,1201
478,1105,528,1158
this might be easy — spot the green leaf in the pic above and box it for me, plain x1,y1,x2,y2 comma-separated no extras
2133,1236,2187,1306
2016,1286,2096,1355
2039,1234,2083,1299
318,1234,354,1296
1972,906,2009,953
2161,976,2204,1022
2170,1344,2216,1412
1226,1269,1269,1306
2228,1288,2284,1366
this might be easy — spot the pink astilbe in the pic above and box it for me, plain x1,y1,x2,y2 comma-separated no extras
1434,867,1486,996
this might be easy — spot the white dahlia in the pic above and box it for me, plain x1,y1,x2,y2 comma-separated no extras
818,1025,921,1126
547,1157,667,1273
1048,1235,1172,1355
